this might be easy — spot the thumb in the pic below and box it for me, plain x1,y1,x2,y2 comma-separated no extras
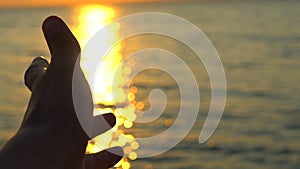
42,16,80,73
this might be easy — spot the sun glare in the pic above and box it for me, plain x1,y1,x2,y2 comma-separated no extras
74,5,116,45
72,4,140,169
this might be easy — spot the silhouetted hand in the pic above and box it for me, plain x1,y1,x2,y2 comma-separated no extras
0,16,122,169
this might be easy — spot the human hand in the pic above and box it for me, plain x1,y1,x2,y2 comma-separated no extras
0,16,122,169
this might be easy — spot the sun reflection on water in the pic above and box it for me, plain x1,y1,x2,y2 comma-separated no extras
72,4,140,168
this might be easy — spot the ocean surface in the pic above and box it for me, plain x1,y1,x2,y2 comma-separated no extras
0,0,299,168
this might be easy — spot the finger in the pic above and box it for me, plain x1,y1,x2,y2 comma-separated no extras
24,56,49,91
42,15,80,74
90,113,116,139
72,61,115,139
84,147,123,169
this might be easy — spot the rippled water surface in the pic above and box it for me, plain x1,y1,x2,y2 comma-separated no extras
0,1,299,168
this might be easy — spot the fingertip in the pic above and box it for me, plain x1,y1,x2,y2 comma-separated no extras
32,56,49,67
42,16,63,40
108,146,124,157
24,56,49,91
103,113,116,128
85,147,123,169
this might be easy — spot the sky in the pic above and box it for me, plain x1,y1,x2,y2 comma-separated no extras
0,0,192,8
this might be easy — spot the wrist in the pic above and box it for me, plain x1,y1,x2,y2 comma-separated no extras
0,125,86,169
0,127,60,169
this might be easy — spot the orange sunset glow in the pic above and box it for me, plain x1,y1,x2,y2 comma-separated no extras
0,0,188,8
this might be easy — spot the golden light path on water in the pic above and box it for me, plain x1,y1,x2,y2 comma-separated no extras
72,5,144,169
